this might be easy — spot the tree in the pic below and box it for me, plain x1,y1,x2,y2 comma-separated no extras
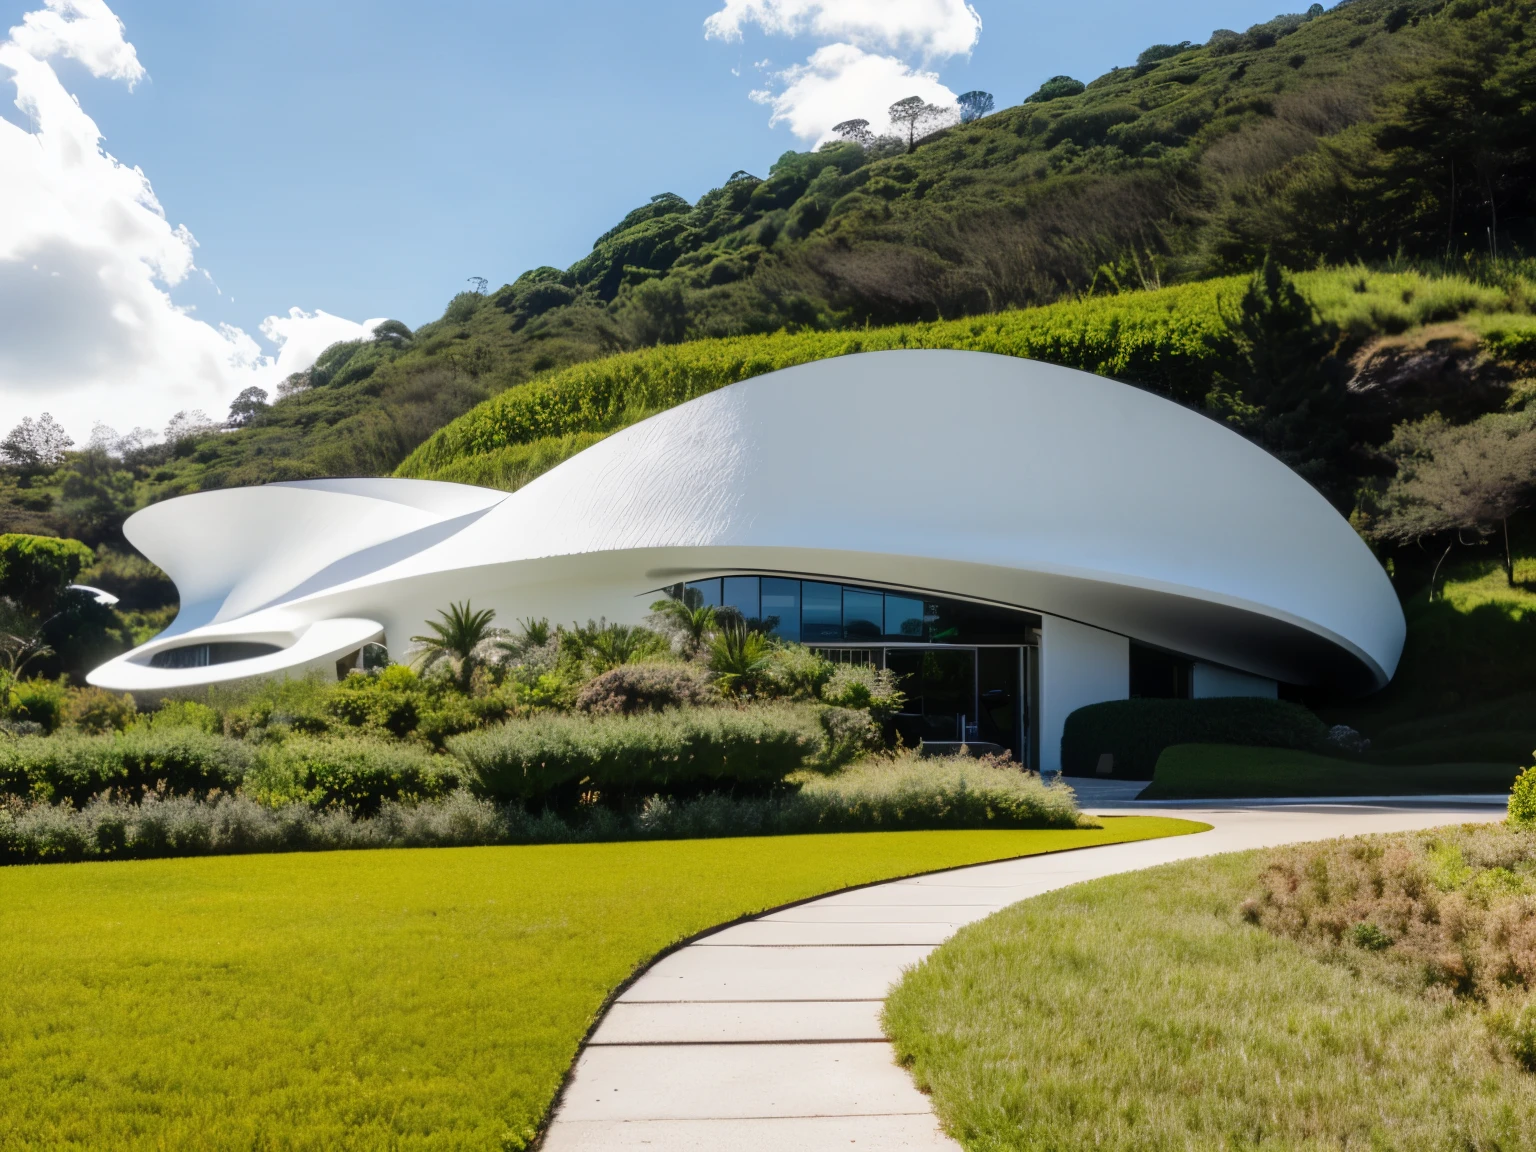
648,592,717,657
708,620,772,696
0,533,94,616
618,278,690,347
1206,257,1348,493
832,118,875,146
887,96,950,152
956,91,994,123
409,601,508,690
0,414,72,474
226,387,270,428
164,410,217,445
1370,412,1536,594
1024,75,1084,104
372,319,414,345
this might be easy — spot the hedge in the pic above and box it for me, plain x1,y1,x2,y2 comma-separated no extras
1061,697,1328,780
450,704,825,803
246,738,464,815
0,728,254,805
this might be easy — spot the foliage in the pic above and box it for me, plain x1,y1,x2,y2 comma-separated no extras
1141,742,1520,799
449,703,827,804
821,663,906,721
244,737,462,815
1061,697,1329,779
9,675,66,733
0,532,93,614
1025,74,1086,103
1510,762,1536,826
574,663,714,716
647,593,717,656
885,847,1536,1151
560,617,668,673
764,642,836,699
62,686,137,734
1369,410,1536,588
409,600,507,690
0,828,1180,1148
707,620,773,696
0,727,253,805
1245,823,1536,1068
956,90,994,123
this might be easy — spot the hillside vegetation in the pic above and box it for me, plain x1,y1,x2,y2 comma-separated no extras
5,0,1529,510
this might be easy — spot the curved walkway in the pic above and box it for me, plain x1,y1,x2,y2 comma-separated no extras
542,799,1504,1151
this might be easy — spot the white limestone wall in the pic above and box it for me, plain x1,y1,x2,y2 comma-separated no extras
1037,615,1129,773
1192,662,1279,699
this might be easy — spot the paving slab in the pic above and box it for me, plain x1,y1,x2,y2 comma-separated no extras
621,944,933,1002
591,999,885,1044
555,1042,924,1122
700,920,960,946
545,801,1506,1151
542,1114,953,1151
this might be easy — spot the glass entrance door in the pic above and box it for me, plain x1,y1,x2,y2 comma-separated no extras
886,648,977,746
885,646,1025,761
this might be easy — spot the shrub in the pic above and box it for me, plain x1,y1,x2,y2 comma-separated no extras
765,643,835,699
11,677,67,733
1062,697,1328,779
64,686,137,734
0,728,253,805
1509,761,1536,827
142,699,223,734
575,664,714,715
450,703,824,803
817,706,881,766
821,664,905,720
246,737,462,815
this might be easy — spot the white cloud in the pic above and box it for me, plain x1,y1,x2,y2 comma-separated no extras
0,1,383,442
753,43,956,143
706,0,981,58
262,308,386,382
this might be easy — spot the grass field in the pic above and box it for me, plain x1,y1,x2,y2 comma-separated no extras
1138,743,1519,800
0,821,1198,1150
884,849,1536,1150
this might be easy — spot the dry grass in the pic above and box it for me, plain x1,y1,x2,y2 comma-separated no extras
885,844,1536,1150
1246,822,1536,1061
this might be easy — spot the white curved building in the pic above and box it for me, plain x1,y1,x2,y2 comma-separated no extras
88,350,1405,771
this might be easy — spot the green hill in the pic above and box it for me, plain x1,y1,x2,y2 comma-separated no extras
6,0,1522,517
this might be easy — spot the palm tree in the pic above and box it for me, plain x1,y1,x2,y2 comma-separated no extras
409,601,507,691
708,621,773,697
649,595,717,657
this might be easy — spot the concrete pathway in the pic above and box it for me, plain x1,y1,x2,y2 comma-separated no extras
541,800,1505,1151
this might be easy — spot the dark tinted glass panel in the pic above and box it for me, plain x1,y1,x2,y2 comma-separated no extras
150,642,281,670
722,576,760,627
761,578,800,641
884,595,926,640
802,581,842,642
842,588,883,641
685,579,722,608
978,647,1022,760
925,597,1036,644
1130,643,1191,699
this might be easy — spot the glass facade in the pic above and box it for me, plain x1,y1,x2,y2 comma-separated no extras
665,576,1039,646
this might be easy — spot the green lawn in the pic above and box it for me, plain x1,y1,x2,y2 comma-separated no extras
884,849,1536,1150
1138,742,1519,799
0,821,1198,1150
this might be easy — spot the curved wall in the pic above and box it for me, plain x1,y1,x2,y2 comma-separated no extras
89,350,1406,710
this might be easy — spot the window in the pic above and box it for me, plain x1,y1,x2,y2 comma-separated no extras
685,578,722,608
761,577,800,641
149,642,282,670
722,576,760,626
884,595,926,640
842,588,883,641
802,581,842,642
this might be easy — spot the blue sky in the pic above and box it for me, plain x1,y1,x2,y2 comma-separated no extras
0,0,1301,437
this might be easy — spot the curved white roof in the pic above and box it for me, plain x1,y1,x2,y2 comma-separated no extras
89,350,1404,694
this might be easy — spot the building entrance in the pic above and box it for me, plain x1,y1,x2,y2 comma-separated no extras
867,646,1026,763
